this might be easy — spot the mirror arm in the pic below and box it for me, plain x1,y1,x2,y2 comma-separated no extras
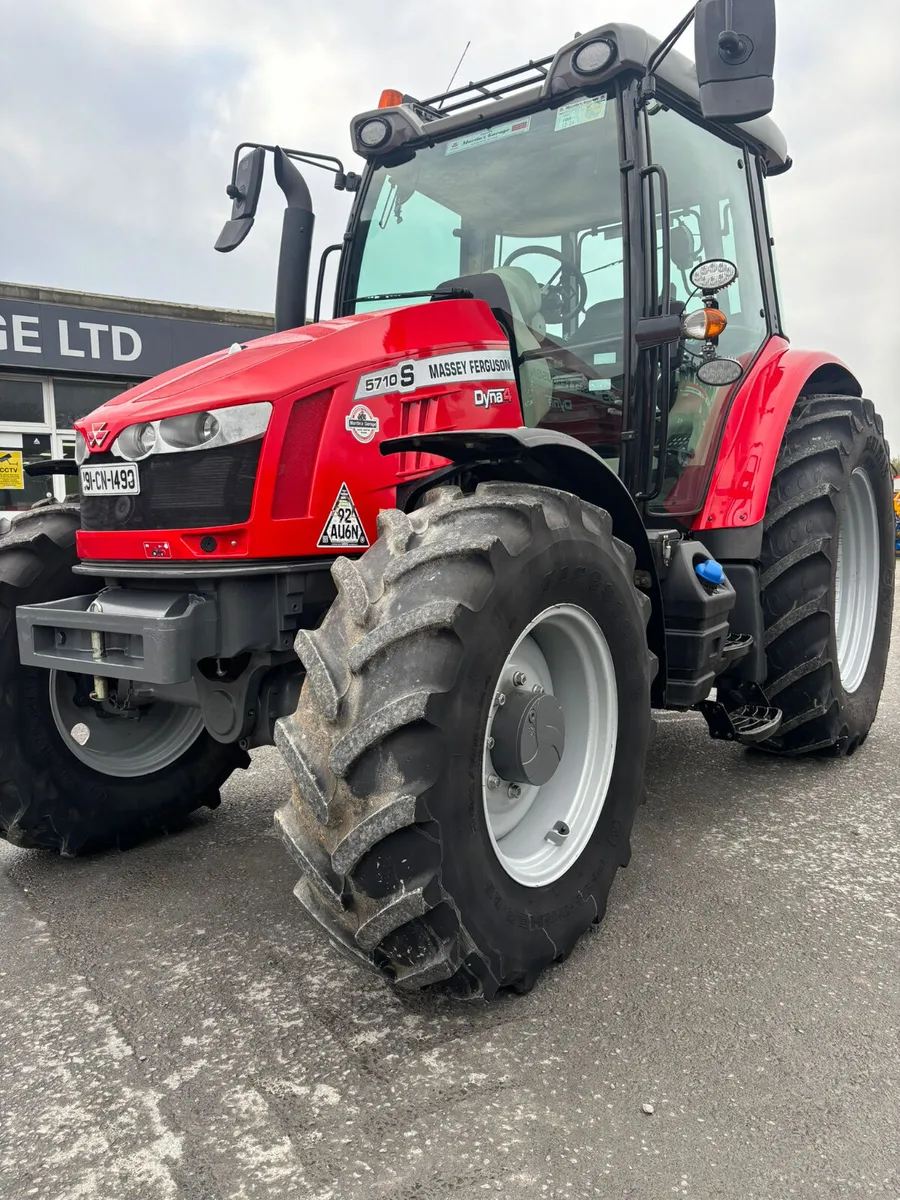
228,143,354,192
640,5,697,106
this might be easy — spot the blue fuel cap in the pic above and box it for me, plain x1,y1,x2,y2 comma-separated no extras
695,559,725,586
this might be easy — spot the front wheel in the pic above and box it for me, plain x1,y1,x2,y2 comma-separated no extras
274,482,656,1000
0,507,248,853
758,395,894,755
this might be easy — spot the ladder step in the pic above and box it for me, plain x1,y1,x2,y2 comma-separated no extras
697,699,782,745
722,633,754,665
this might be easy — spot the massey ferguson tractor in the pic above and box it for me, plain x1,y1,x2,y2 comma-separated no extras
2,3,894,1000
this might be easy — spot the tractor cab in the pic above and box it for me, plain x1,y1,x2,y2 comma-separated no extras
331,23,787,519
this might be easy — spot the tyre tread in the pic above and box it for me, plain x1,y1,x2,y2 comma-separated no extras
276,482,654,998
759,393,893,756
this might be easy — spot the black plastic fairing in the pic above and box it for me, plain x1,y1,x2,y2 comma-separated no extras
714,562,766,682
694,522,763,560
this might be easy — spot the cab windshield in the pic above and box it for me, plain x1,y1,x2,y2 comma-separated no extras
346,95,627,460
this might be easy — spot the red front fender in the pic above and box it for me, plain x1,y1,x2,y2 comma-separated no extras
692,338,862,533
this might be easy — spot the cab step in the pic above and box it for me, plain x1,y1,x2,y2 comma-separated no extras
696,681,782,746
721,633,755,666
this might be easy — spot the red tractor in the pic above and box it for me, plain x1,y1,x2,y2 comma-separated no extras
2,4,894,1000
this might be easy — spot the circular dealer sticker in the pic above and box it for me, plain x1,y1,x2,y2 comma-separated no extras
345,404,380,444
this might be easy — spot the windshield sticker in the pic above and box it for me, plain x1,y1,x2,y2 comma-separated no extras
317,483,370,549
345,404,380,443
445,117,532,156
552,372,588,392
355,352,515,400
554,95,607,132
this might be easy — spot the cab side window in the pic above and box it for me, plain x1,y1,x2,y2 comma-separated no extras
646,104,768,513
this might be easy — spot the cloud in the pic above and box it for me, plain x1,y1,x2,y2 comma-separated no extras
2,0,897,444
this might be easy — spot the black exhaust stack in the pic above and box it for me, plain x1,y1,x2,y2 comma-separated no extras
273,147,315,333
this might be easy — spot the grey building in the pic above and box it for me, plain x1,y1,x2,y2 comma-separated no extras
0,282,273,512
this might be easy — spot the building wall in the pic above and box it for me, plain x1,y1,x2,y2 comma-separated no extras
0,283,272,512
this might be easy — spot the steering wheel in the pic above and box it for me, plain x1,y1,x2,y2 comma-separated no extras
502,245,589,324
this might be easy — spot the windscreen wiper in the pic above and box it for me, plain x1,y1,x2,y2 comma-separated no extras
346,287,475,305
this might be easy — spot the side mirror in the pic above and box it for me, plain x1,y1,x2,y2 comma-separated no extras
215,146,265,253
694,0,776,123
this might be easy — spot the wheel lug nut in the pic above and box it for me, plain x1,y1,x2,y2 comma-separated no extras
487,736,495,749
487,774,500,790
512,671,527,687
507,783,522,799
494,692,506,707
532,683,544,693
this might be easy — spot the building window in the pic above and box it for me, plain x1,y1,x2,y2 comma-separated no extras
0,372,132,511
0,376,47,426
52,378,128,430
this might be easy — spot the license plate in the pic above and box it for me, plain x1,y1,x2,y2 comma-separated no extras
79,463,140,496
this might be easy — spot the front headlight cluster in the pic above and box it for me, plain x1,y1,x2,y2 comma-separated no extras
109,401,272,462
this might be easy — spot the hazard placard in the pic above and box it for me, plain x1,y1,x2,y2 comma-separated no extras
0,450,24,490
317,482,369,549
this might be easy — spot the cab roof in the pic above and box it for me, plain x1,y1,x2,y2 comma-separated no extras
357,22,789,176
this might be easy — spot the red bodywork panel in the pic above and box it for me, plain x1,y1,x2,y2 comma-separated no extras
691,338,859,532
75,301,520,562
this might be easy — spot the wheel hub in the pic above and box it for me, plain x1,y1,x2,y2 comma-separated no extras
835,467,880,695
481,603,618,888
489,684,566,785
49,671,204,778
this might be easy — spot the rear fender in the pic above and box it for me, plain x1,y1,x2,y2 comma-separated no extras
693,339,862,534
381,427,667,705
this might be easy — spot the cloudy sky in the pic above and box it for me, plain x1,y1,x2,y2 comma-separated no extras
2,0,898,445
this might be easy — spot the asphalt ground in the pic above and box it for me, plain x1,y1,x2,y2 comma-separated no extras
1,584,898,1199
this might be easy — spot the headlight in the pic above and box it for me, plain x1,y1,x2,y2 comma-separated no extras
357,117,392,149
697,357,744,387
112,401,271,461
115,422,157,461
158,411,220,450
689,259,738,292
74,431,88,465
572,38,615,75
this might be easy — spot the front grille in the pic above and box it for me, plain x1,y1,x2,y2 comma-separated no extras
80,439,262,532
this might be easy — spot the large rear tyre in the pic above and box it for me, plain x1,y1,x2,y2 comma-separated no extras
758,395,894,755
0,507,248,853
275,483,655,1000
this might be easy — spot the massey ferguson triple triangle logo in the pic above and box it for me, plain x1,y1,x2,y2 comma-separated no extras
88,422,110,449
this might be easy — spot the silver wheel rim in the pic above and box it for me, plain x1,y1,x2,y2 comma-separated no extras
834,467,880,694
481,604,618,888
49,671,205,777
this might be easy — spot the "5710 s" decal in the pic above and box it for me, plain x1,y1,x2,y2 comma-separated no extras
354,351,514,400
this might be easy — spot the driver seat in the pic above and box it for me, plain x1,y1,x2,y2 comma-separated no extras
432,266,555,427
575,284,680,347
484,266,553,425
